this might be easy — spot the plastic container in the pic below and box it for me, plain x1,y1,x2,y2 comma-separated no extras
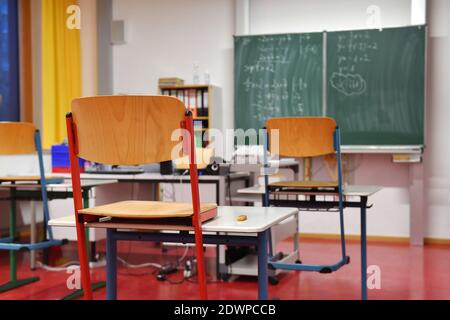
51,144,85,173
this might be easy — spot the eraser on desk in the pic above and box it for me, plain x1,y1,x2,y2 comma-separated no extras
237,215,248,222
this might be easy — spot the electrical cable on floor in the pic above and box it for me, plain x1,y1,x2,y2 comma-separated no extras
117,257,162,269
36,254,163,272
36,259,106,272
176,246,189,265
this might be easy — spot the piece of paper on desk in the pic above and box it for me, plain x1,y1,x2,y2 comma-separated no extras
268,158,296,165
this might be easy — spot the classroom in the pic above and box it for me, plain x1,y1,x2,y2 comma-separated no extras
0,0,449,305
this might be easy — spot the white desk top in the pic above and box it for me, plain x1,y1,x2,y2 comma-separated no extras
0,179,118,191
49,206,298,233
237,185,381,197
230,159,299,171
58,172,250,182
47,179,118,191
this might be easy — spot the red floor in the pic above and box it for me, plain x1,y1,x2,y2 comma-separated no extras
1,238,450,300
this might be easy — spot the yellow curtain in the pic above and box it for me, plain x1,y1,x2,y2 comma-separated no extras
42,0,81,148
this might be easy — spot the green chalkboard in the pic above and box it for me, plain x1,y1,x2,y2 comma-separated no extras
327,26,426,146
234,33,324,131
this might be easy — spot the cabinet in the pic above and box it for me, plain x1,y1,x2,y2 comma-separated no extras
159,85,221,148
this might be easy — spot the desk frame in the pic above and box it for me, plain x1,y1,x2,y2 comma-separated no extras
0,184,107,298
89,173,251,279
0,184,67,293
104,228,270,300
268,196,370,300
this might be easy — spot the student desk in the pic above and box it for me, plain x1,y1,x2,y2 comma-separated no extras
237,185,381,300
230,159,301,188
49,206,298,300
0,178,117,294
55,172,250,283
59,172,251,206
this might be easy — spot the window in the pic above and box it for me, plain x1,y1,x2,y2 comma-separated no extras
0,0,20,121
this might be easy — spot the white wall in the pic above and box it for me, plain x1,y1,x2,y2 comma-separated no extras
79,0,98,96
111,0,450,240
424,0,450,239
112,0,235,133
249,0,412,34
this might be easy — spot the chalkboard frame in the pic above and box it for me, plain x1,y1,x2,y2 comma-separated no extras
234,25,428,154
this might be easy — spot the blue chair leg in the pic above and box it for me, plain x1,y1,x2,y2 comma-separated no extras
257,230,269,300
361,204,368,300
106,228,117,300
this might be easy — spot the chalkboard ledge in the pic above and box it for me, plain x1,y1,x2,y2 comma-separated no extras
341,146,423,154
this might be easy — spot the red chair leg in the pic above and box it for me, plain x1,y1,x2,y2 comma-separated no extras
75,219,92,300
193,225,208,300
184,111,208,300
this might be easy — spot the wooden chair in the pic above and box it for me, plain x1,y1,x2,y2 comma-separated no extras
0,123,65,291
264,117,350,274
66,96,216,300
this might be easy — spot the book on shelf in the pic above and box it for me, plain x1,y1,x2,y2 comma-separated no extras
188,89,197,117
203,90,209,113
158,77,185,87
198,90,204,117
176,90,184,102
159,85,210,124
194,121,204,148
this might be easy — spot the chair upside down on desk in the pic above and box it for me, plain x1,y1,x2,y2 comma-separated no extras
66,95,216,300
263,118,350,274
0,122,66,292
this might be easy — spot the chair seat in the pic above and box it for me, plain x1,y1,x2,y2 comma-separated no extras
270,180,338,189
78,201,218,219
0,176,62,182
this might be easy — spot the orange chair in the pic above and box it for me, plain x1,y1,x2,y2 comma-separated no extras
0,122,65,292
264,117,350,274
66,96,216,300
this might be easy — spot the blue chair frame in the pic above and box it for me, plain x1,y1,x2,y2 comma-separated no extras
0,130,64,251
263,126,350,273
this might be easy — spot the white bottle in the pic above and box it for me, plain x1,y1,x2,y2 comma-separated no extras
193,62,200,84
204,69,210,85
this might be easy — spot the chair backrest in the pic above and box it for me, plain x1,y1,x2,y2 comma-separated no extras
266,117,337,158
71,96,186,165
0,122,36,155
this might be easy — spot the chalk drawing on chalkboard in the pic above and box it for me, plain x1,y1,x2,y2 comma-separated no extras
330,72,366,96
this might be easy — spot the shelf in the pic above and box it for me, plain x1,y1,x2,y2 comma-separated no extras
159,84,210,90
158,83,219,144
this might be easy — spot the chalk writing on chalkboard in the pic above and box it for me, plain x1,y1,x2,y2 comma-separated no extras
330,31,378,96
242,35,319,123
235,32,323,131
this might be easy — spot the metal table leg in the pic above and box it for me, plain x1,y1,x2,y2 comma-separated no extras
61,189,106,300
257,230,269,300
0,187,39,293
360,197,368,300
30,200,36,270
106,228,117,300
62,189,106,300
